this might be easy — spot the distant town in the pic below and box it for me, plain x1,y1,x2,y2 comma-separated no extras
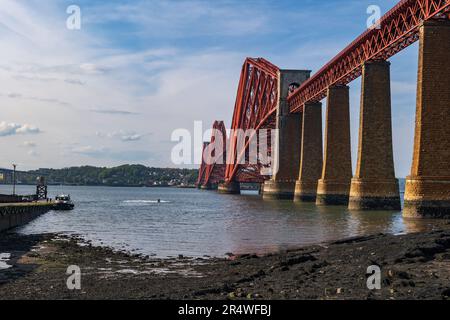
0,165,199,188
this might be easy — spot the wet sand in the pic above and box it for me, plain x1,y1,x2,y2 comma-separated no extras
0,225,450,300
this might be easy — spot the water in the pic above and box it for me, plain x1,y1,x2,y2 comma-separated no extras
0,183,446,258
0,253,12,270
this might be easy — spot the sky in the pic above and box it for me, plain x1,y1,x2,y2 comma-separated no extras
0,0,418,177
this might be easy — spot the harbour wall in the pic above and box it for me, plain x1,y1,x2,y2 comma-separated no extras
0,203,53,232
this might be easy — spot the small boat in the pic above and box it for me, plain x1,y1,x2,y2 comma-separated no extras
53,194,75,211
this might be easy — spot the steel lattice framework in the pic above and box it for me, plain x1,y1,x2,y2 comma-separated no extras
195,142,210,187
198,0,450,186
289,0,450,112
224,58,279,184
200,121,228,187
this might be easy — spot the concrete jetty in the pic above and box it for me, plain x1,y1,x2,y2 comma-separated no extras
0,202,53,232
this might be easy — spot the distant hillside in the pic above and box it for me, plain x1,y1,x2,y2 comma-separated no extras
0,165,198,187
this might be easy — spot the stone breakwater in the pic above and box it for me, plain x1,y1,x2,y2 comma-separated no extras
0,203,53,232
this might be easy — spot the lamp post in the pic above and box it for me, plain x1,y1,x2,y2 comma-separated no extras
12,164,17,196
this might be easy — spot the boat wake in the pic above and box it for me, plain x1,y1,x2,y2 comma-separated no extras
122,200,171,204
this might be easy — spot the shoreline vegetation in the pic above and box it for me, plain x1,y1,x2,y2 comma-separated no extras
0,165,199,188
1,225,449,300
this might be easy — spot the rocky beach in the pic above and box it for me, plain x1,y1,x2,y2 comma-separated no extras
1,224,449,300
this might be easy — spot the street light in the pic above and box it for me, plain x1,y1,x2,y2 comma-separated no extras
12,164,17,196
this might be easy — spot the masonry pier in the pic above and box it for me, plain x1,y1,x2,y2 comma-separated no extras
404,20,450,218
200,183,218,191
349,60,401,210
263,70,311,200
294,102,323,202
317,85,352,206
218,181,241,195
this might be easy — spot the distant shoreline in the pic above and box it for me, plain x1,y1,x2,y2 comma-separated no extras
0,183,197,189
0,165,199,189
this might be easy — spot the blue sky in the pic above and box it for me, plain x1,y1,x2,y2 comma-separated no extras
0,0,418,177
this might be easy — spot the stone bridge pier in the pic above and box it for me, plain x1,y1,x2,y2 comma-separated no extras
349,60,401,210
218,181,241,194
294,101,323,202
263,69,311,200
316,85,352,205
404,20,450,218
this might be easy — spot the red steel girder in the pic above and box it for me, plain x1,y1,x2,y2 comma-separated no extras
195,142,210,187
201,121,228,187
224,58,280,183
235,165,266,184
288,0,450,112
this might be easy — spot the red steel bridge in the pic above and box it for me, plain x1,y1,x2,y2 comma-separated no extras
196,0,450,217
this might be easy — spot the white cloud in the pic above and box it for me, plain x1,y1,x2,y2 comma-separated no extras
71,145,152,161
0,91,72,107
22,141,36,147
15,123,40,135
91,108,139,115
27,149,38,157
72,145,108,156
120,133,143,142
0,122,40,137
80,63,107,75
97,130,144,142
0,1,259,169
85,1,270,38
0,0,418,171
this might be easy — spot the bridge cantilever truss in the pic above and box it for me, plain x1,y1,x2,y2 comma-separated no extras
197,58,279,187
288,0,450,112
198,0,450,188
196,121,227,188
196,142,209,187
224,58,279,184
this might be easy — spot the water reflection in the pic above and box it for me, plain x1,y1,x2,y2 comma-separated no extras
1,184,446,258
401,217,445,234
347,210,402,235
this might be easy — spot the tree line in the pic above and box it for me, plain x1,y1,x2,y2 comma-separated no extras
1,165,198,187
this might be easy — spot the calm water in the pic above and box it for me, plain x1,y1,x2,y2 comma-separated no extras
0,182,446,258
